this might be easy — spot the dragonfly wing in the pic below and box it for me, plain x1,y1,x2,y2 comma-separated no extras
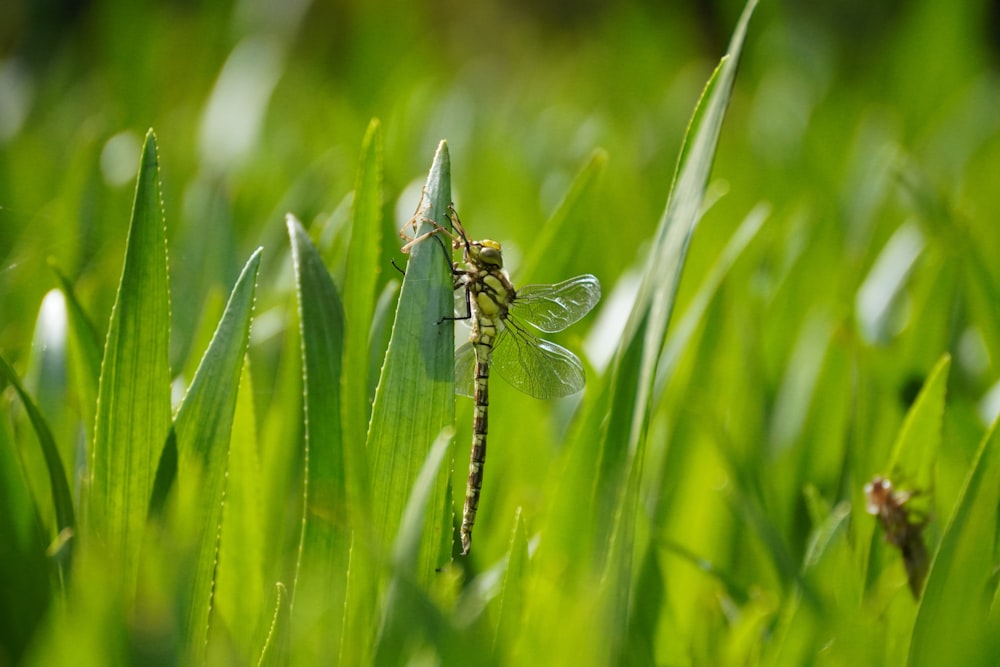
491,327,585,399
454,341,476,397
511,274,601,333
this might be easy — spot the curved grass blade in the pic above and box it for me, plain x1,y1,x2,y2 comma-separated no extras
50,262,103,444
367,142,455,578
87,129,173,596
0,355,76,573
592,0,757,660
286,214,350,662
169,248,262,663
909,414,1000,665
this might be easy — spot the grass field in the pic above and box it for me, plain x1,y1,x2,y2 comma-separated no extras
3,0,1000,664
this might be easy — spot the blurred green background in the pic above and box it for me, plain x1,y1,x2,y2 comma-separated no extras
3,0,1000,664
3,0,994,363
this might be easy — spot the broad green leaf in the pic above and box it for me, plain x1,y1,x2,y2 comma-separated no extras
87,129,173,596
909,414,1000,666
367,142,456,578
170,248,262,663
286,214,350,663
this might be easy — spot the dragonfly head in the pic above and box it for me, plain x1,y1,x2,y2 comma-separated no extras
469,239,504,268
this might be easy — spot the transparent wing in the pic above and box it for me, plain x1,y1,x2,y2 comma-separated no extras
490,322,586,399
454,341,476,398
511,274,601,333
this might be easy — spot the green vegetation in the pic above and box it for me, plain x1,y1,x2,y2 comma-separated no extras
2,0,1000,664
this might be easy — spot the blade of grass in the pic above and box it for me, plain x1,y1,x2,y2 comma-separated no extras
50,262,103,445
596,0,758,659
374,428,455,665
87,129,173,597
0,387,53,663
367,142,455,579
909,413,1000,665
213,354,266,664
286,213,350,663
168,248,262,662
515,147,608,285
340,119,383,664
0,354,76,581
493,507,528,659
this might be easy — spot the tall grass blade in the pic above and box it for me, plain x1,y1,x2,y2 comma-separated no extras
367,142,456,579
595,0,758,658
87,129,173,596
340,120,383,664
170,248,262,662
286,214,350,662
909,414,1000,665
0,355,76,554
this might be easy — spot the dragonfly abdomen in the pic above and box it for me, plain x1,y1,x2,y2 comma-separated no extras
461,342,492,555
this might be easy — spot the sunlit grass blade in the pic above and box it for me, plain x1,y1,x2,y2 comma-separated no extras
909,414,1000,665
340,119,383,664
212,354,267,663
515,147,607,285
374,428,455,664
167,248,262,662
493,507,528,659
594,0,757,658
367,141,455,578
87,129,173,596
286,213,350,662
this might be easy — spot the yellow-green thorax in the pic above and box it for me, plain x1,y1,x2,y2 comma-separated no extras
463,238,515,346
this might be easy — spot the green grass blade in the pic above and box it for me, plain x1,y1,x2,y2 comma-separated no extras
213,354,267,663
595,0,758,658
87,129,173,595
374,428,454,664
515,147,608,285
367,142,455,578
0,354,76,546
286,213,350,662
338,120,383,664
342,118,383,465
493,507,528,659
886,353,950,478
170,248,262,662
50,262,103,444
0,406,51,663
909,415,1000,665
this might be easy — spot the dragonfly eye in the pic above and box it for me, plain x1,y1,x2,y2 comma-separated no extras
474,240,503,267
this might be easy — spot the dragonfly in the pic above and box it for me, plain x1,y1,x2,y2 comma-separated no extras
401,203,601,555
864,475,929,599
